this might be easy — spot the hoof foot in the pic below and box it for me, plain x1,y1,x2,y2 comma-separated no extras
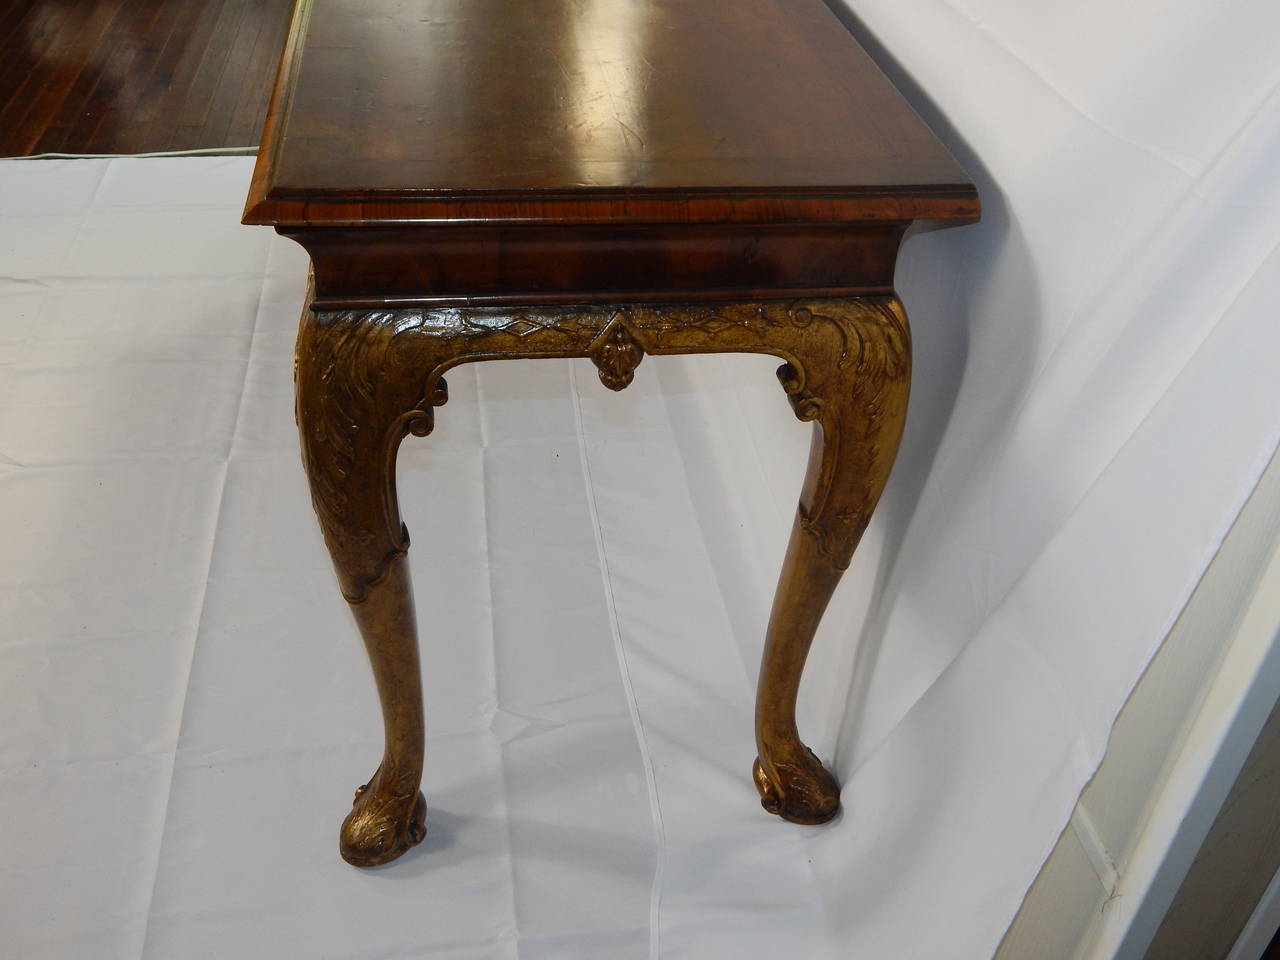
340,776,427,867
753,747,840,825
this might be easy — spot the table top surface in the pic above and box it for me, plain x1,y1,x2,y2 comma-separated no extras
244,0,978,226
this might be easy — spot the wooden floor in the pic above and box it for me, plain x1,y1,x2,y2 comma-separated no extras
0,0,293,157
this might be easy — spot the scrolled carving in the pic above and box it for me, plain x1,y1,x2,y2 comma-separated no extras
294,303,614,600
775,361,823,421
782,300,911,571
698,299,910,570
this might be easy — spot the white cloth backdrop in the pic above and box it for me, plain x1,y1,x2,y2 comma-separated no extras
656,0,1280,955
0,157,836,959
2,2,1279,957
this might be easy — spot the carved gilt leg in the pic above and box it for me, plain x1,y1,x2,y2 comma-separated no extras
752,298,912,824
294,306,445,867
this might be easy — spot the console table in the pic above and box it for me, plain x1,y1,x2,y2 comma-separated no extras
244,0,978,867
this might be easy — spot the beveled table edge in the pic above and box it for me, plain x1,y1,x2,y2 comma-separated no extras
240,0,981,229
242,188,981,228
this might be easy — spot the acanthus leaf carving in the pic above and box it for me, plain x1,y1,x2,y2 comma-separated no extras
784,299,911,570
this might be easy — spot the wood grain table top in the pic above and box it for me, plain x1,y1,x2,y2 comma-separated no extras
244,0,978,227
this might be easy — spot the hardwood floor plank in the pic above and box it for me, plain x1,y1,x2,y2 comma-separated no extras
31,0,134,154
189,0,269,149
225,4,292,148
0,2,79,152
125,0,234,152
83,0,184,153
162,0,252,151
15,0,132,155
59,0,163,152
0,0,293,156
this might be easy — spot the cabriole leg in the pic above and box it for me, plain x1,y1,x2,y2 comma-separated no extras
294,305,437,867
337,557,427,866
753,298,912,824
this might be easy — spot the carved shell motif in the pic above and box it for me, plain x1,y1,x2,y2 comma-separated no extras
590,322,645,391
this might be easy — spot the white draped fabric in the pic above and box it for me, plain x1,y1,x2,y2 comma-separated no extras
662,0,1280,954
1,3,1278,954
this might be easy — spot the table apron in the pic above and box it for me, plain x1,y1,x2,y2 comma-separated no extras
284,222,907,308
